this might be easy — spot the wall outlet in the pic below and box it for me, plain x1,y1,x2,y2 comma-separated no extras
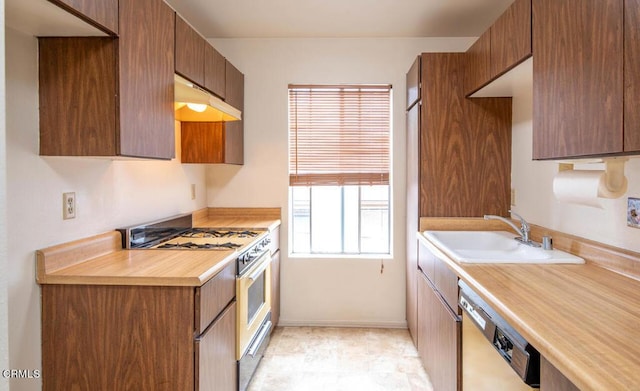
510,188,516,206
191,184,196,200
63,192,76,220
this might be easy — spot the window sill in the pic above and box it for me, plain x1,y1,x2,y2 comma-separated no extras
288,253,393,260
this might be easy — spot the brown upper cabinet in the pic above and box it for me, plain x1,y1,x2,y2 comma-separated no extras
49,0,118,35
177,19,244,165
624,0,640,152
175,14,226,99
465,0,532,96
225,61,245,111
464,30,491,96
39,0,175,160
175,15,206,87
181,121,243,164
532,0,637,159
205,44,227,99
406,56,421,110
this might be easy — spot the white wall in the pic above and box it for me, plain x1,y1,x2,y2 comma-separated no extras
1,1,9,390
5,27,208,390
511,83,640,253
206,38,474,327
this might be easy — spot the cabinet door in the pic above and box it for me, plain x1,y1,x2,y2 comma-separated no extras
204,44,226,99
225,60,244,110
196,301,237,391
50,0,118,34
223,121,244,164
464,30,491,95
175,14,205,86
420,53,466,216
532,0,623,159
417,273,461,391
39,37,118,156
181,122,226,163
271,251,281,328
624,0,640,152
406,103,420,346
119,0,175,159
431,287,461,391
465,98,511,217
406,56,421,109
42,285,195,391
417,273,433,377
540,356,580,391
490,0,531,78
181,121,244,164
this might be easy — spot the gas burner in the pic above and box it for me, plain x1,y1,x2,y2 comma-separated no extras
178,228,260,239
156,241,242,250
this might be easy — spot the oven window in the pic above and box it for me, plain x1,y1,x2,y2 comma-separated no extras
247,271,266,324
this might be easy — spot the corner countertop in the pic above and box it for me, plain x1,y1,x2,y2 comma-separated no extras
36,208,281,287
418,218,640,391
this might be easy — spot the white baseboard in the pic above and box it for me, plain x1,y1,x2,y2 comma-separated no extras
277,318,408,329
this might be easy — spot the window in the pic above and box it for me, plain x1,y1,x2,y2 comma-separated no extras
288,84,391,255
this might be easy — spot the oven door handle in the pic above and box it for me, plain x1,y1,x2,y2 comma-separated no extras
247,320,273,357
246,252,270,282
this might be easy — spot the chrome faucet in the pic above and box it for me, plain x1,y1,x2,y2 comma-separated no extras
484,211,540,247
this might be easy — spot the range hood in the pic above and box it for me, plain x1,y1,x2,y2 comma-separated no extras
174,74,242,122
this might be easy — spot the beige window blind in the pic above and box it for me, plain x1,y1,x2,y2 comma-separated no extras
288,84,391,187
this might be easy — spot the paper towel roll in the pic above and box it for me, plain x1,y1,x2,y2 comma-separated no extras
552,169,626,208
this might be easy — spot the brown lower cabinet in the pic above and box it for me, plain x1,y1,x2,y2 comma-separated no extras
540,357,580,391
417,272,461,391
196,301,237,391
41,262,237,391
271,251,281,328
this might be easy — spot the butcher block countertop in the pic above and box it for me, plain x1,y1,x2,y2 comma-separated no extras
419,217,640,391
36,207,281,287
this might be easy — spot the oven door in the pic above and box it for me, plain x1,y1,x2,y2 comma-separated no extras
236,250,272,359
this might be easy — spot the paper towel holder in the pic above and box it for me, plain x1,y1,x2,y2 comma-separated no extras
558,157,628,196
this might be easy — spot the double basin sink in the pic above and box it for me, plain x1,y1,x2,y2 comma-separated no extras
423,230,584,264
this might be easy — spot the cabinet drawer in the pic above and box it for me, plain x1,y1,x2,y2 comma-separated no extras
434,254,459,312
196,261,236,334
196,301,237,391
418,240,436,284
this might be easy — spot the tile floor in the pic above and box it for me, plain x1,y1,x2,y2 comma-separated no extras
247,327,434,391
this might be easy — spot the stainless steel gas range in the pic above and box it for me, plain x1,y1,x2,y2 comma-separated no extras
118,213,273,391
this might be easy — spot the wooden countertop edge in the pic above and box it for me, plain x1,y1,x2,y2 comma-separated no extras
36,274,206,286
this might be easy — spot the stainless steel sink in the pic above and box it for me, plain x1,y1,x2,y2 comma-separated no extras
423,230,584,264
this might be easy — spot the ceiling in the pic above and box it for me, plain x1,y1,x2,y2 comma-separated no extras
165,0,515,39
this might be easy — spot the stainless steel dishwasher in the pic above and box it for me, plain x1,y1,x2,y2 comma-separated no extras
459,280,540,390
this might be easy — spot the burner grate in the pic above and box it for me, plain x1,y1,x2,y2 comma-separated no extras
156,241,242,250
178,229,260,239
